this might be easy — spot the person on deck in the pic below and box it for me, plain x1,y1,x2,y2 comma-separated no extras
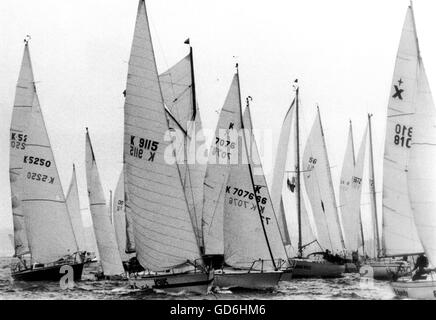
412,254,429,281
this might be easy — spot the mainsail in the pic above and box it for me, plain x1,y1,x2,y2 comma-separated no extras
66,164,87,251
123,0,201,271
159,50,207,250
10,42,33,257
86,130,124,275
340,123,368,252
302,108,345,254
202,74,241,256
22,94,78,264
382,4,424,256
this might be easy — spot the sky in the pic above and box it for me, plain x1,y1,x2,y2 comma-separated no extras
0,0,435,254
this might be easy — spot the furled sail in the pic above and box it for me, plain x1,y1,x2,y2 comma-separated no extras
408,60,436,266
113,169,135,261
302,108,345,254
340,123,367,252
382,5,424,256
10,42,34,257
86,130,124,275
66,164,87,252
123,0,201,271
202,74,241,256
159,52,207,250
22,94,78,263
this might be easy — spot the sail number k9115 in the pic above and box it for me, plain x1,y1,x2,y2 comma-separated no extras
129,135,159,162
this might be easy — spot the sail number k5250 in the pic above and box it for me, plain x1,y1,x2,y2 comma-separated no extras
129,135,159,162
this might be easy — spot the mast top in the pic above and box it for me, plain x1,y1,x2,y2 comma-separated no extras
24,35,31,45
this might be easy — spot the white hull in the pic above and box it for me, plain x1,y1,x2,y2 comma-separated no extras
214,269,282,290
129,272,213,295
360,260,410,281
283,259,345,279
391,278,436,299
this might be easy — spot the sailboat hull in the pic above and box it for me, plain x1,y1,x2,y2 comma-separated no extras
129,272,213,295
391,278,436,299
283,259,345,279
12,262,84,282
214,269,282,290
359,260,410,281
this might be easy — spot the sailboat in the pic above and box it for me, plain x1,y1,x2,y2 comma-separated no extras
361,2,425,282
10,38,85,281
85,129,125,280
339,121,368,272
209,68,287,290
390,3,436,299
124,0,212,294
273,84,346,279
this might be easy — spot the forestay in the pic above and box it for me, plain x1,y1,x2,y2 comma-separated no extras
123,0,201,271
86,130,124,275
382,5,424,256
302,109,345,254
22,94,78,264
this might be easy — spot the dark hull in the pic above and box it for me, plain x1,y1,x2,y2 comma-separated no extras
12,263,84,282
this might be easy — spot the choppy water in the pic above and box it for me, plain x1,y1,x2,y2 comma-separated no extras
0,257,398,300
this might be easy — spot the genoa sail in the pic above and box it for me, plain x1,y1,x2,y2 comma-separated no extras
302,108,345,254
22,93,78,264
382,5,424,257
86,130,124,275
66,164,87,252
123,0,201,271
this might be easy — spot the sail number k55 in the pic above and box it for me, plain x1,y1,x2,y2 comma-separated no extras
129,135,159,162
394,124,412,148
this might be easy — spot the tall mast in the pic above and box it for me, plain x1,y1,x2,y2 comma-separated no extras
186,39,197,121
368,113,381,257
295,82,303,257
236,64,277,270
109,190,113,225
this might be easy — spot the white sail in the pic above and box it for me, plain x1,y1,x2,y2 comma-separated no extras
408,60,436,266
113,169,135,261
66,164,87,252
22,94,78,263
235,106,288,268
340,123,368,252
86,130,124,275
202,74,241,256
302,109,345,253
159,53,207,250
10,42,33,257
123,0,201,271
382,5,424,256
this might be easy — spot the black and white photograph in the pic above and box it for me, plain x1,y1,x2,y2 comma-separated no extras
0,0,436,307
